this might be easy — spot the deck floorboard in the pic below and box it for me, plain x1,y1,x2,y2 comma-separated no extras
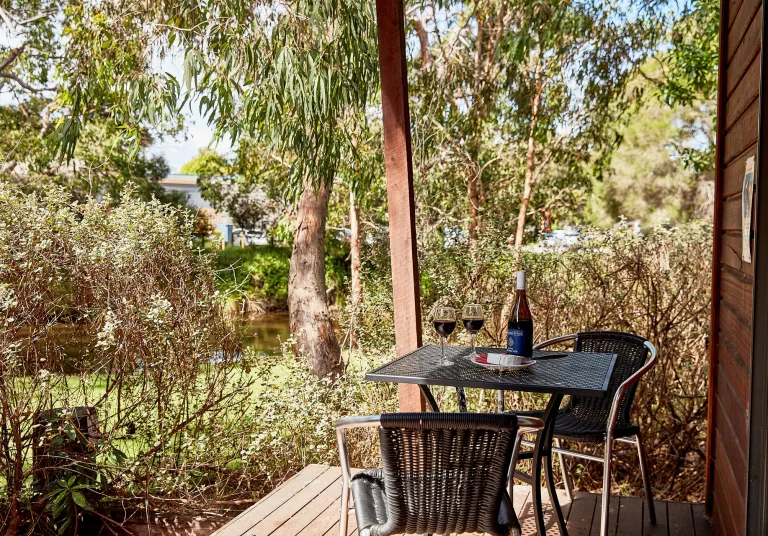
212,465,714,536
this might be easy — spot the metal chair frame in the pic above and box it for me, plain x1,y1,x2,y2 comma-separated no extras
335,414,545,536
505,333,658,536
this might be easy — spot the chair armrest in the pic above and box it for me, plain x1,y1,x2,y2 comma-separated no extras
533,334,578,350
517,415,545,430
606,340,658,435
335,416,381,484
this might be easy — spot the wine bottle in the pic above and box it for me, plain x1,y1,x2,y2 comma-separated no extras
507,271,533,357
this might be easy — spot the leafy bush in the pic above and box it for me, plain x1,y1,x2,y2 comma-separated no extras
229,349,398,495
216,245,292,310
0,186,250,534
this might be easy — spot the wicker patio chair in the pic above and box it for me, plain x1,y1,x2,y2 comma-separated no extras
507,331,658,536
335,412,544,536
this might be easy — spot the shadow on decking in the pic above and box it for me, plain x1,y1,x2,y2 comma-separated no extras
212,464,713,536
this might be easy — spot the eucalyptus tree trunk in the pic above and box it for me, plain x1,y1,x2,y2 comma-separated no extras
467,141,484,248
513,64,543,261
349,190,362,309
289,179,342,378
348,190,362,348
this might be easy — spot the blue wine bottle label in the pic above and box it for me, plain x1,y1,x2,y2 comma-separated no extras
507,328,532,356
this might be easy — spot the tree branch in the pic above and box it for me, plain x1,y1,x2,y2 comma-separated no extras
0,42,27,73
0,72,55,93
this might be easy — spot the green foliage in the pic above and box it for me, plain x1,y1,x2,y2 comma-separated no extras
0,99,172,203
236,350,398,491
44,476,95,534
215,238,350,310
0,185,250,529
408,0,673,243
57,0,380,194
646,0,718,174
586,96,714,227
0,0,61,96
216,245,292,309
657,0,719,107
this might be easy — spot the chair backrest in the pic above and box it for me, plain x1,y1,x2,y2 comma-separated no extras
375,412,518,536
570,331,652,428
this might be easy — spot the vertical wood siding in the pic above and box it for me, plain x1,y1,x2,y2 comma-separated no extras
708,0,760,533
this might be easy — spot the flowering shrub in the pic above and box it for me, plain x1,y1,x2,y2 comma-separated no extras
0,186,248,534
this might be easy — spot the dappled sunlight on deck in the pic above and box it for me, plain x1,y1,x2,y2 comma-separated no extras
212,465,713,536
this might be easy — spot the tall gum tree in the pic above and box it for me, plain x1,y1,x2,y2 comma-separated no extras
55,0,380,377
407,0,670,337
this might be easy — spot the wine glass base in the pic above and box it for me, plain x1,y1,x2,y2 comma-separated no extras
438,360,454,366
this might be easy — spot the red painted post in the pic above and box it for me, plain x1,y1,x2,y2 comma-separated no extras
375,0,425,411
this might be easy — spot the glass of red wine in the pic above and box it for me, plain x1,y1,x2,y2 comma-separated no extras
462,303,484,359
433,306,456,366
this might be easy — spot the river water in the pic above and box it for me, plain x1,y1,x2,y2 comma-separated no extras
43,312,293,361
238,312,292,355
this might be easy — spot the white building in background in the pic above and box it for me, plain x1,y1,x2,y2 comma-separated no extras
158,174,267,245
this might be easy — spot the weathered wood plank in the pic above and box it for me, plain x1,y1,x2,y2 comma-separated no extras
725,58,759,131
714,420,748,499
667,501,694,536
727,0,761,63
217,465,711,536
543,489,573,536
722,145,758,198
720,232,754,276
566,492,598,536
616,497,644,536
719,298,753,359
712,461,743,536
717,333,752,411
590,494,620,536
726,5,762,97
246,468,341,535
721,191,757,232
642,501,668,536
715,371,750,461
691,504,714,536
719,265,754,314
729,0,746,29
212,465,330,536
723,97,759,165
297,499,342,536
272,475,344,536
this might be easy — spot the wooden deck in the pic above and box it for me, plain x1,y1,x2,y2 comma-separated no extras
212,465,713,536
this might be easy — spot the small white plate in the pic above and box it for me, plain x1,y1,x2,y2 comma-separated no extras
471,354,536,371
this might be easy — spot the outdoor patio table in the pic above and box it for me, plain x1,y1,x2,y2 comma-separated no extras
365,344,617,536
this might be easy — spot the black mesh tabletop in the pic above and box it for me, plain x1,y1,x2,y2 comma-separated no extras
366,345,617,397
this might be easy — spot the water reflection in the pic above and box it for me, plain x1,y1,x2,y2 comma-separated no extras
238,312,291,355
37,312,292,364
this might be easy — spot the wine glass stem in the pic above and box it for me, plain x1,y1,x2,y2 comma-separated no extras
471,332,477,354
441,336,446,362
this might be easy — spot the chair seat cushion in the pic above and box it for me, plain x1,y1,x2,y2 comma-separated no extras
350,469,519,536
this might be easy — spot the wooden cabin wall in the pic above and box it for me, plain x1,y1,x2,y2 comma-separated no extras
708,0,760,533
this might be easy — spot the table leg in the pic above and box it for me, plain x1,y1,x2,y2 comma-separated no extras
455,387,467,412
419,385,440,412
531,393,567,536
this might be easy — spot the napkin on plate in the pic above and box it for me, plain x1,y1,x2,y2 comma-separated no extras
476,353,531,366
